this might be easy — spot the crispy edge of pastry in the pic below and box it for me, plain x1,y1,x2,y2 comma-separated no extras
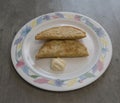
35,40,89,59
35,26,86,40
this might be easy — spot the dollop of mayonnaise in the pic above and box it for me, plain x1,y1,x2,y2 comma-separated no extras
51,58,66,71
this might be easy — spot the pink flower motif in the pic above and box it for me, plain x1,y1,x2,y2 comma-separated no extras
74,15,81,21
79,80,83,83
16,60,24,68
34,78,49,84
51,15,59,19
97,60,103,72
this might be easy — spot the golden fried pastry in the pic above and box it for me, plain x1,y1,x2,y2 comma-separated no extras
36,40,89,58
35,26,86,40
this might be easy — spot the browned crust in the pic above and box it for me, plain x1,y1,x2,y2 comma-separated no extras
35,26,86,40
36,40,89,58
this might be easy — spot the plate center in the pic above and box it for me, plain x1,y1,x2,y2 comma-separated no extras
22,19,100,79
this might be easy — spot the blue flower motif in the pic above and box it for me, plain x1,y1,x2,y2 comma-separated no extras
22,65,29,76
21,26,31,37
79,75,87,81
37,17,43,24
14,36,23,45
83,18,96,29
55,79,64,87
55,13,64,18
94,28,105,37
92,64,97,73
102,47,108,53
43,15,50,20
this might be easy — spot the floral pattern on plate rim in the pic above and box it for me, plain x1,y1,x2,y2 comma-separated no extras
13,12,109,87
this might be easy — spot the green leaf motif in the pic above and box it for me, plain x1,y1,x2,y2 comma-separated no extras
17,50,22,58
30,75,39,78
84,72,95,78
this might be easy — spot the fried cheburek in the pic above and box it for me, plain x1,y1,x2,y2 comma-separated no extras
36,40,88,58
35,26,86,40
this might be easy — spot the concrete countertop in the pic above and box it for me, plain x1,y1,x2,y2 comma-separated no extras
0,0,119,103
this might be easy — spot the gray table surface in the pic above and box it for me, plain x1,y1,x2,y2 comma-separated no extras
0,0,120,103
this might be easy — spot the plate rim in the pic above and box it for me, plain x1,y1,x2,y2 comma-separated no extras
11,11,112,91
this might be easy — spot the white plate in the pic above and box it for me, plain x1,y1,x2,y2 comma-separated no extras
11,12,112,91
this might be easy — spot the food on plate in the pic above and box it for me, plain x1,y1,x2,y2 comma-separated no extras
35,26,86,40
51,58,66,71
35,40,89,58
